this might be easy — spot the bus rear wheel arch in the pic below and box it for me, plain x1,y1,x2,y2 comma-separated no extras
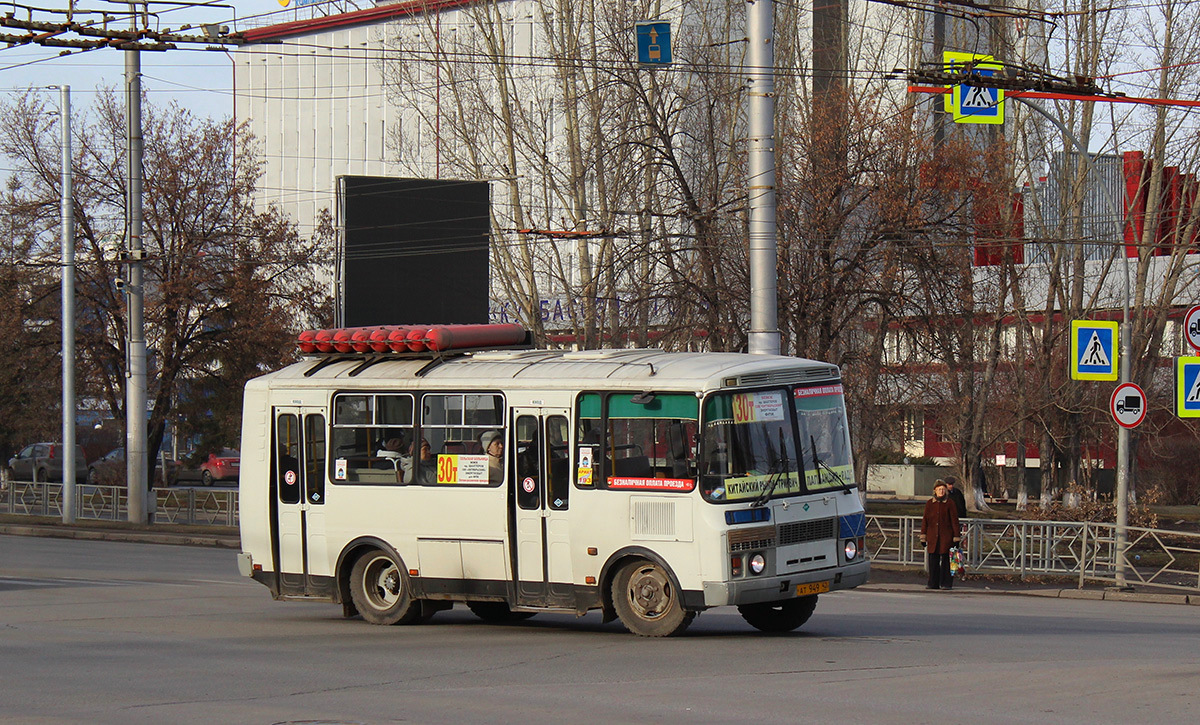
737,595,818,633
611,559,695,637
348,549,424,625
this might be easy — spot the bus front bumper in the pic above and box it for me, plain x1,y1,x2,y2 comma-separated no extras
700,559,870,607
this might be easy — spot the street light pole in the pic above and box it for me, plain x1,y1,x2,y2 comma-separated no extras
746,0,780,356
59,85,76,524
126,44,148,524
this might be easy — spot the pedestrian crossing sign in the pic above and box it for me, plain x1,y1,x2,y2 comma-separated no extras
1176,357,1200,418
943,51,1005,125
1070,320,1118,381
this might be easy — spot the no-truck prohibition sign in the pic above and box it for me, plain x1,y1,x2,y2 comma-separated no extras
1184,305,1200,353
1110,382,1146,429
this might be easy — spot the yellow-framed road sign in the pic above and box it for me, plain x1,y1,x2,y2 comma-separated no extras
1070,320,1118,381
1177,356,1200,418
943,51,1005,125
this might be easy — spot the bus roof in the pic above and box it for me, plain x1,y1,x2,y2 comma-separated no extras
246,349,840,394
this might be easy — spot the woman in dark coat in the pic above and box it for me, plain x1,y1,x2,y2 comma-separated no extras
920,480,961,590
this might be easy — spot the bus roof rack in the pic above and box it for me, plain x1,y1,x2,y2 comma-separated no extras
300,342,535,378
297,324,531,357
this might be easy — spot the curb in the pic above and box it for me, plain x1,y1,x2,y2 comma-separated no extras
0,523,239,549
861,582,1198,606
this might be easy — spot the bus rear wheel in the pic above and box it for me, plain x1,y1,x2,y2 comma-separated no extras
349,550,423,625
467,601,536,623
738,595,818,633
612,560,694,637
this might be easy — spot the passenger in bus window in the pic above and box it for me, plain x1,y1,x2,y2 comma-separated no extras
375,437,404,469
480,430,504,484
404,439,437,484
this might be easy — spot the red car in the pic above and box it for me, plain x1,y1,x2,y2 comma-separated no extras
200,449,240,486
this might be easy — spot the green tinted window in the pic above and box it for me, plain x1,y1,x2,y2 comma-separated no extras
608,394,699,419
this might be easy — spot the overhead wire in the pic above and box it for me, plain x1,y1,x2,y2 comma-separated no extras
1,2,1198,252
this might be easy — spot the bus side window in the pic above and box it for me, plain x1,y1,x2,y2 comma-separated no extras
515,415,540,509
547,415,569,510
276,413,301,504
304,414,326,504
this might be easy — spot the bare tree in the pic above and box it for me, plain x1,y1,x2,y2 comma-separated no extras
0,90,331,479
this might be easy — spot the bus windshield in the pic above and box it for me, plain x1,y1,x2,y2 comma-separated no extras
793,383,855,492
700,384,855,502
700,390,801,502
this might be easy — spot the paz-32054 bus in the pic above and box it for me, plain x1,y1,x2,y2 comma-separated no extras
237,324,869,636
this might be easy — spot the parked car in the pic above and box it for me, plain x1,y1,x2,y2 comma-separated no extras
87,448,179,486
199,449,240,486
7,443,88,484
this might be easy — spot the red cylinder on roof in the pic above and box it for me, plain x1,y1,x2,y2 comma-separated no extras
332,328,358,353
368,327,393,353
426,324,527,351
313,329,337,353
405,327,430,352
298,329,318,353
386,326,414,352
351,327,384,353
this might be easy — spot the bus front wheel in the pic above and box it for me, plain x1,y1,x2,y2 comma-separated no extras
738,595,818,633
612,559,694,637
349,550,423,625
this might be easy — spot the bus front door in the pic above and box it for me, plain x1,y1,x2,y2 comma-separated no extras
510,408,574,609
271,407,328,597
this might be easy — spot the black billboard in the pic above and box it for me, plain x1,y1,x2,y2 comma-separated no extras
339,176,490,326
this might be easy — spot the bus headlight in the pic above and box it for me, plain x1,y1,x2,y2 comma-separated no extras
844,539,859,561
749,553,766,575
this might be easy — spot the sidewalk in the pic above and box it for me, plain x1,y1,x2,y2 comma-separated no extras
0,514,239,549
865,563,1199,606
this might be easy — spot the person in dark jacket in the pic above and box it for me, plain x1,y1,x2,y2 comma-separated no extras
945,475,967,519
920,480,961,590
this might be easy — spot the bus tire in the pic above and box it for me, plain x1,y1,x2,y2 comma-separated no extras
738,594,818,633
349,550,422,625
612,559,694,637
467,601,536,623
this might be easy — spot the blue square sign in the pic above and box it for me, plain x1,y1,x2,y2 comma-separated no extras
636,21,671,65
1070,320,1118,381
958,72,1000,117
1177,357,1200,418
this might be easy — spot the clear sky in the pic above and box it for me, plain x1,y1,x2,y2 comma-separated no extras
0,1,293,120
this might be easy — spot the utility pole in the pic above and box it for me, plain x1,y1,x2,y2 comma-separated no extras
746,0,780,356
126,44,148,524
59,84,75,524
1007,97,1132,587
0,4,242,525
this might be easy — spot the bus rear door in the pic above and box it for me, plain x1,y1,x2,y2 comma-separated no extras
271,406,328,597
510,407,574,609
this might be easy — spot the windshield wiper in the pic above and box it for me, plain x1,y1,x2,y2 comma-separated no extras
751,429,790,508
810,434,849,488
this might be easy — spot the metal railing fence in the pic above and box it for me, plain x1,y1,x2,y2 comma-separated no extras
0,481,238,527
868,515,1200,593
4,485,1197,592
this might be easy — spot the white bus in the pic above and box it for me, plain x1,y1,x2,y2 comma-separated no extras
237,325,869,636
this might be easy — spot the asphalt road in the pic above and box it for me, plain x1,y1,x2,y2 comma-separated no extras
1,535,1197,724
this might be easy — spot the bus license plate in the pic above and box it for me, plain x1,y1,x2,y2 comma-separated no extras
796,581,830,597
